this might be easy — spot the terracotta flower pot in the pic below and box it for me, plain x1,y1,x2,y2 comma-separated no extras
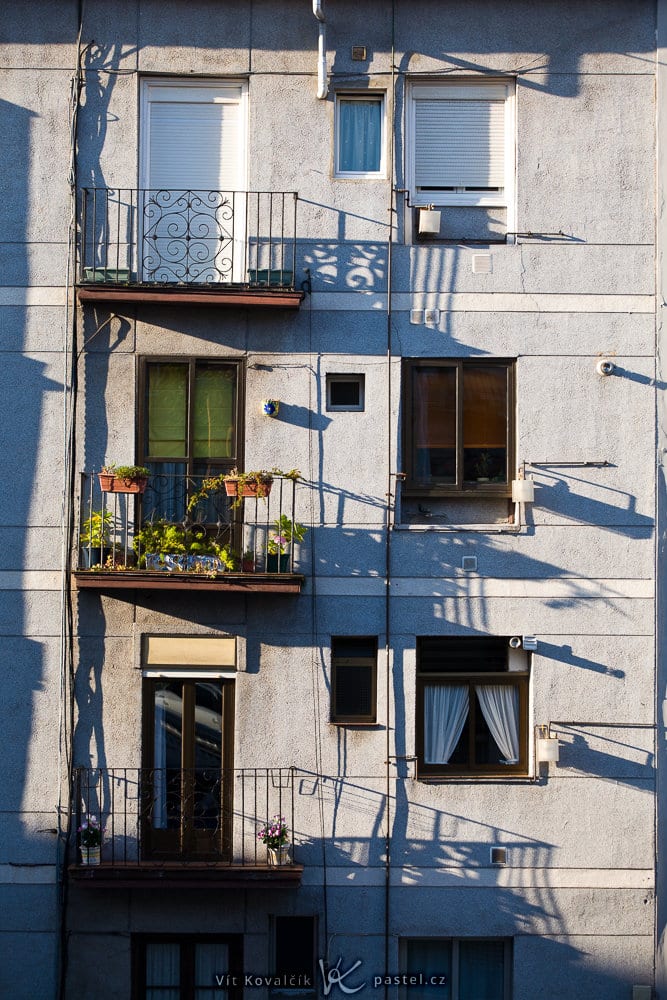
98,473,149,494
224,477,273,500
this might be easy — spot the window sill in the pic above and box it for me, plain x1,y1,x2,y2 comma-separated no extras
394,522,522,534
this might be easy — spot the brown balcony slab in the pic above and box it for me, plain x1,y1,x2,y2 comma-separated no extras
73,570,304,593
68,861,303,889
76,284,304,309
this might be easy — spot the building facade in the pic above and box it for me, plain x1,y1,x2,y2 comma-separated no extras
1,1,665,997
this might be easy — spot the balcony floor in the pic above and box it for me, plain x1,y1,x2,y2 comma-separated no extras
68,860,304,889
76,283,304,309
73,570,304,593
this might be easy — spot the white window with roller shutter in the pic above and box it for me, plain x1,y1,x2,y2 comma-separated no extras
406,79,515,216
139,79,248,282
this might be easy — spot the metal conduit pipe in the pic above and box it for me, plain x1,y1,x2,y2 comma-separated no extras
313,0,328,99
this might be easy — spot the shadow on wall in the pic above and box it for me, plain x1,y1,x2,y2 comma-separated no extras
0,97,63,987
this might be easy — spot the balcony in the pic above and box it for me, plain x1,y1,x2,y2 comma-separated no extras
76,188,304,309
73,471,305,594
69,767,303,888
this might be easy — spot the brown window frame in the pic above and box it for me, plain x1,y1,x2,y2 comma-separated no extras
137,356,245,477
402,358,515,498
132,933,243,1000
416,637,529,779
330,637,378,724
141,676,235,860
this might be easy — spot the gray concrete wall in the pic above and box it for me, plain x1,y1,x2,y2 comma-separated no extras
0,1,659,998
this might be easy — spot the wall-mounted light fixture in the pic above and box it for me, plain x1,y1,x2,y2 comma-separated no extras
418,205,442,236
535,724,560,763
261,399,280,417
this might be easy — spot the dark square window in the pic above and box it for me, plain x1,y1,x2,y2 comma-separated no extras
331,637,377,724
402,359,514,497
416,637,528,778
326,374,365,411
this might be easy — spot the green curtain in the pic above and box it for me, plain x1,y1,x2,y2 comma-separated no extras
147,364,187,458
193,365,235,459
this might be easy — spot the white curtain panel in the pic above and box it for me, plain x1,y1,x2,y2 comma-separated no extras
424,684,469,763
476,684,519,764
195,943,229,1000
146,942,180,999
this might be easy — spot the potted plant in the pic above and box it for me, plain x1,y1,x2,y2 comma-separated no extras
133,518,186,570
257,814,291,867
187,468,301,512
241,550,256,573
267,514,307,573
78,814,102,866
98,464,151,494
79,509,112,568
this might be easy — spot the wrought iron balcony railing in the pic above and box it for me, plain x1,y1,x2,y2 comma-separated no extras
75,470,304,585
73,766,297,867
78,188,298,288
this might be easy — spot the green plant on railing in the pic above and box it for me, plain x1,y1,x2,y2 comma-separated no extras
101,463,151,479
267,514,307,555
187,467,301,512
80,509,112,548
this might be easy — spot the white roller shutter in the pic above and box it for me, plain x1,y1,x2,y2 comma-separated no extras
414,98,505,189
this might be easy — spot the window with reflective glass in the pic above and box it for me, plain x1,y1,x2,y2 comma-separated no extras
403,359,514,496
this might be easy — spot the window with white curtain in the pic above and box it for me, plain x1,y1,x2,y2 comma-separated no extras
403,938,512,1000
407,79,515,209
416,637,529,778
335,93,385,177
134,935,242,1000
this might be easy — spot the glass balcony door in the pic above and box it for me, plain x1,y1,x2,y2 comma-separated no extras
143,678,233,859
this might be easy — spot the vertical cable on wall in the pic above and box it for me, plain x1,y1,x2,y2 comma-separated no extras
383,2,397,995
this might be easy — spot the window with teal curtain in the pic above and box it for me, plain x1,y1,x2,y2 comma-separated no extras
405,939,509,1000
337,96,383,174
458,940,506,1000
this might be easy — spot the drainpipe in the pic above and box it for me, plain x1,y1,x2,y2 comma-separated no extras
313,0,328,99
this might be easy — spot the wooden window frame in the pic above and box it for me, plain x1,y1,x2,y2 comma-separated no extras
416,637,529,779
132,933,243,1000
402,358,515,499
137,356,245,476
141,676,235,860
330,637,378,724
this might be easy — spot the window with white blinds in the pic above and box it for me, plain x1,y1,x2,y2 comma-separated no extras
408,80,514,207
140,80,247,192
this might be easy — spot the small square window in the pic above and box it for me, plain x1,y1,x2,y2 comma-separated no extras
326,374,365,411
331,637,377,724
335,94,385,177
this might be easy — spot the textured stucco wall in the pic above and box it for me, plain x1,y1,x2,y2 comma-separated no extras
0,1,659,998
